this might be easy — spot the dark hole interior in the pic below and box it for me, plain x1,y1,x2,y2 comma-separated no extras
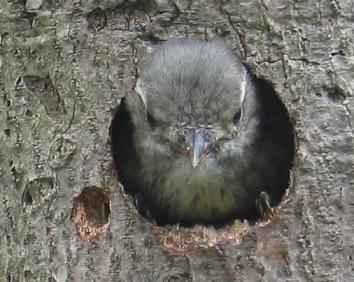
70,186,111,236
110,75,295,227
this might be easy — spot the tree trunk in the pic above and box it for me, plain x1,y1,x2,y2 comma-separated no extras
1,0,353,281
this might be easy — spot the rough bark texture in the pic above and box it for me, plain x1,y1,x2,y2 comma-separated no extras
0,0,353,281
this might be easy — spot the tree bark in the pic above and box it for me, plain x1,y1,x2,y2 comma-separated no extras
0,0,353,281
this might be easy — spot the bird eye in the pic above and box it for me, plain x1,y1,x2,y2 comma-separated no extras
147,113,156,129
233,111,241,124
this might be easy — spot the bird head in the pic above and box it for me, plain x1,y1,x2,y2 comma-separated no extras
126,39,257,168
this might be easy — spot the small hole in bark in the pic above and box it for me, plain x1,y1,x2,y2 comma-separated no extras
138,34,159,45
70,186,111,241
25,109,33,117
327,86,346,103
331,50,345,56
4,129,10,137
22,188,33,205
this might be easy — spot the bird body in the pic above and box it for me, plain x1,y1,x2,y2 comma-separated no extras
112,38,294,226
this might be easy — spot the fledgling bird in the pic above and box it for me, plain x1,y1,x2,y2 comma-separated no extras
112,38,294,226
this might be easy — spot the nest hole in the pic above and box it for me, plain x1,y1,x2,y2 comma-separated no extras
110,75,295,227
70,186,111,241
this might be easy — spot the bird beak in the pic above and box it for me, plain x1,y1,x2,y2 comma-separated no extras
184,129,214,168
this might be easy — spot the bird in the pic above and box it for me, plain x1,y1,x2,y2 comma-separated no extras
111,38,294,226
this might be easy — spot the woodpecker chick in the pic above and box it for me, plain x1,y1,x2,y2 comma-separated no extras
112,38,294,226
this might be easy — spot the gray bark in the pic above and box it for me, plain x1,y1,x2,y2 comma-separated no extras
0,0,353,281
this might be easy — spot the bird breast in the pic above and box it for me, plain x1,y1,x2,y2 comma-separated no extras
140,148,251,222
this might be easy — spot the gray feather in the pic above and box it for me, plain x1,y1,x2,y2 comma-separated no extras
136,38,248,125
